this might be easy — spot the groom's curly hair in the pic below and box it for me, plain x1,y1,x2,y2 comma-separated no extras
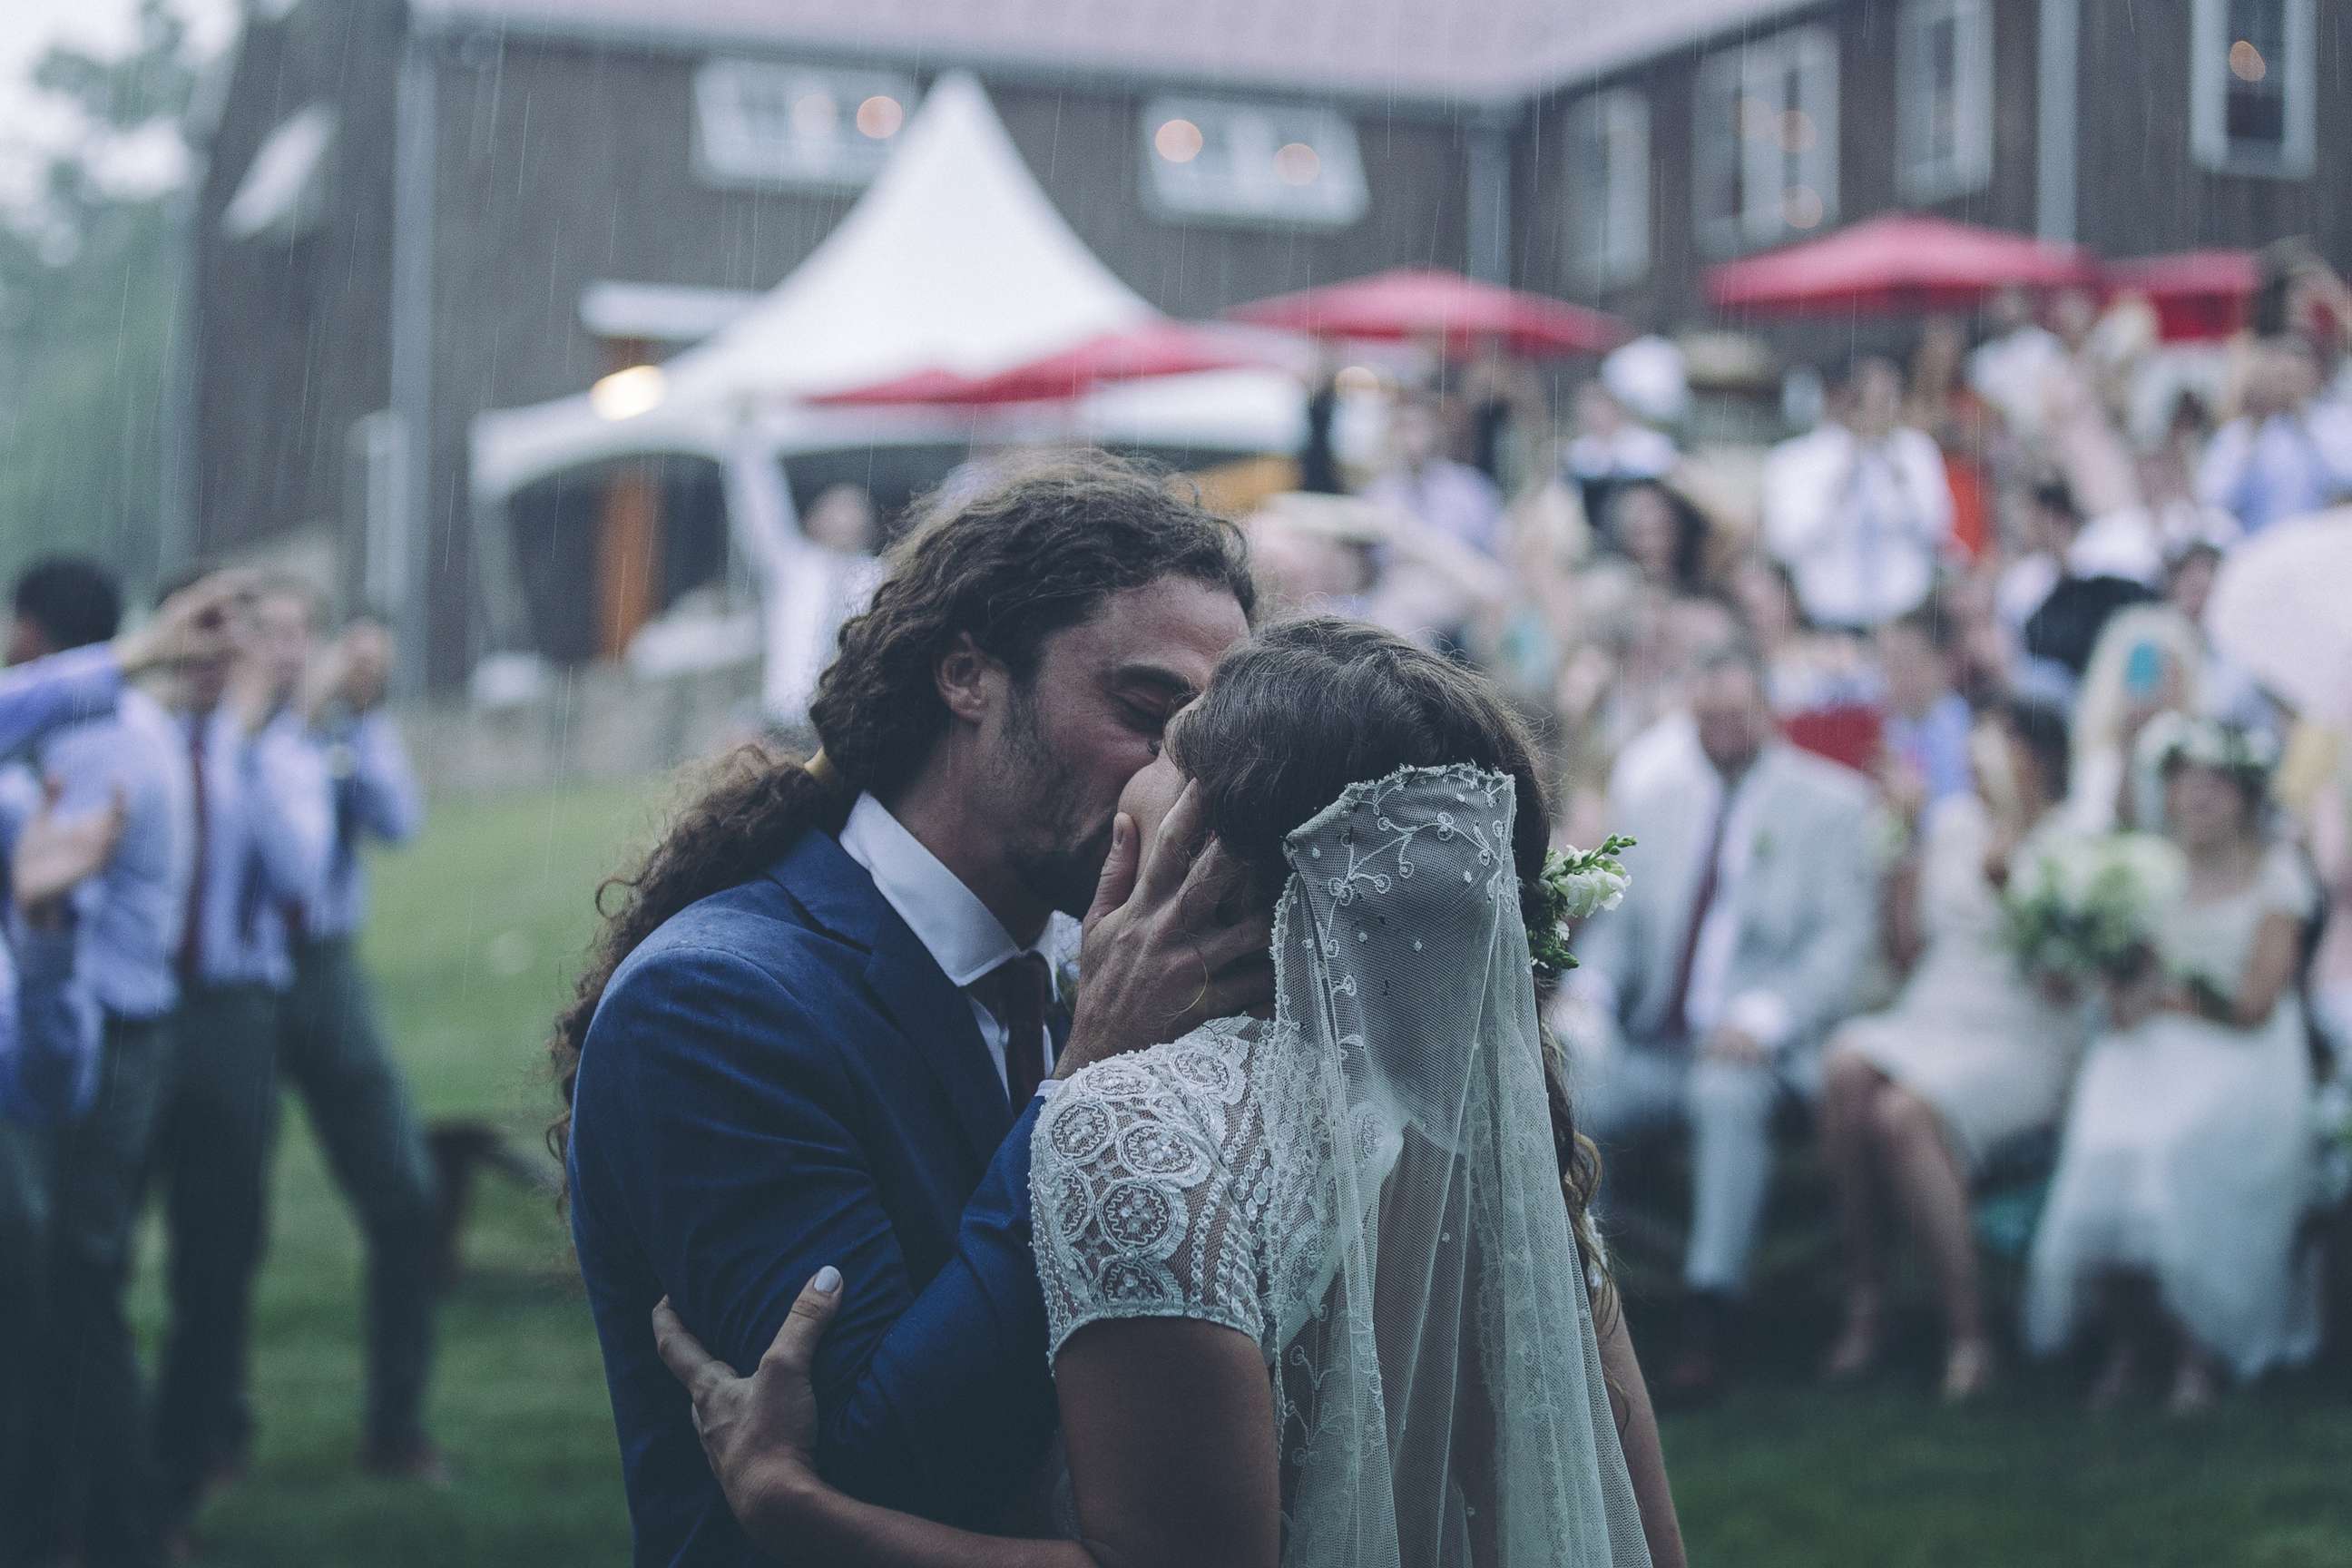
548,453,1253,1161
1166,617,1615,1325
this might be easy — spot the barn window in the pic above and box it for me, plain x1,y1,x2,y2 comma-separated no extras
693,61,916,190
2191,0,2314,178
1563,89,1649,290
1141,98,1367,229
1897,0,1993,202
1693,25,1838,256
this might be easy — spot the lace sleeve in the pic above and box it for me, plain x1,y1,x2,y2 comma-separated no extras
1027,1040,1266,1367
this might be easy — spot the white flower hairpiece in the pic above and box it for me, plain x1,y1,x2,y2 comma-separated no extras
2133,711,2279,779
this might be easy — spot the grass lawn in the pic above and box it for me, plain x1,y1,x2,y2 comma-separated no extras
150,780,2352,1566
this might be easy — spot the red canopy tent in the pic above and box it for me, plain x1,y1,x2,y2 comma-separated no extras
2104,250,2257,342
1706,214,2100,317
811,321,1268,406
1224,267,1628,357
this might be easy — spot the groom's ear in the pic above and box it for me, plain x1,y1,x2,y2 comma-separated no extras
935,632,1000,728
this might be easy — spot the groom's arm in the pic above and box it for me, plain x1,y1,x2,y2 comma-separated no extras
587,940,1055,1529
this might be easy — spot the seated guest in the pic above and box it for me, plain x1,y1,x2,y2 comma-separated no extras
2024,720,2321,1413
2069,528,2275,833
1564,643,1877,1401
1875,606,1975,815
1818,697,2087,1402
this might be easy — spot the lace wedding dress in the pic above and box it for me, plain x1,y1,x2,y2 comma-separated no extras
1030,765,1651,1567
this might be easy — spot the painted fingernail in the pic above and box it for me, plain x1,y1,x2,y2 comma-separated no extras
811,1265,842,1295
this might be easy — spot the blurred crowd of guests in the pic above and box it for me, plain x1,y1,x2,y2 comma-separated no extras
699,238,2352,1424
1240,240,2352,1414
0,564,437,1566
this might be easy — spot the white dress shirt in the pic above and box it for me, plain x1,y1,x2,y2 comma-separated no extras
838,793,1062,1101
1575,749,1796,1054
1678,766,1793,1051
1762,422,1954,630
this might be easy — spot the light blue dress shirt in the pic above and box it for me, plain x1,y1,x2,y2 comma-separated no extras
0,642,122,757
0,643,140,1122
176,704,332,991
279,709,423,943
2,687,192,1021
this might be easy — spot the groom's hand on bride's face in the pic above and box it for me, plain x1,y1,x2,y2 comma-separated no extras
1058,781,1276,1078
652,1269,844,1541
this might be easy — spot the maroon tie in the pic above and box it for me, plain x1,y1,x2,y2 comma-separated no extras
981,954,1053,1107
177,718,209,979
1662,793,1733,1043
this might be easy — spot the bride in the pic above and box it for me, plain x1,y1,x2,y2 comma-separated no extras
655,618,1684,1568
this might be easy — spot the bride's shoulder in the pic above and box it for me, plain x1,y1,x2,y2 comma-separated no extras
1035,1017,1260,1158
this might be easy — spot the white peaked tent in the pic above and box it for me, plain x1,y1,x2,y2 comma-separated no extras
469,71,1302,505
664,70,1149,402
466,70,1300,689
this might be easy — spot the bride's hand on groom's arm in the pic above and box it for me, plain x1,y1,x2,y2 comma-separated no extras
652,1270,844,1544
1057,781,1275,1080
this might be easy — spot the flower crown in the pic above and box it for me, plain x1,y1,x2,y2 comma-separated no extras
2134,711,2279,780
1527,836,1635,980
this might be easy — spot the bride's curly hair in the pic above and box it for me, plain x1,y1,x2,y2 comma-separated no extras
546,455,1253,1162
1164,616,1615,1320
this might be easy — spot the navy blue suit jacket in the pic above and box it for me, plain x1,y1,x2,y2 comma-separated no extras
568,828,1058,1565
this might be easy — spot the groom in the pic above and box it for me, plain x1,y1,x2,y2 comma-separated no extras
563,456,1267,1564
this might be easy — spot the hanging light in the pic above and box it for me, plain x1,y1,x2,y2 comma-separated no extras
857,94,905,139
1782,186,1825,230
1155,118,1204,163
1275,142,1321,185
591,364,666,421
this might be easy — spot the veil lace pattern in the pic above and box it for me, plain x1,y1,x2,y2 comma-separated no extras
1032,764,1651,1567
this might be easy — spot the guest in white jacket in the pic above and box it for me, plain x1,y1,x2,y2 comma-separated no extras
1563,642,1878,1401
1763,356,1954,633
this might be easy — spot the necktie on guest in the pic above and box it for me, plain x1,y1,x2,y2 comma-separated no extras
177,716,209,980
978,952,1054,1108
1662,788,1733,1044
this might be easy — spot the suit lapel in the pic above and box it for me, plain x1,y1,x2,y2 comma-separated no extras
766,831,1011,1171
865,924,1011,1169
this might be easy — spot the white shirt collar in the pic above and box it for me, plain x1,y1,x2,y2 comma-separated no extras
838,792,1026,990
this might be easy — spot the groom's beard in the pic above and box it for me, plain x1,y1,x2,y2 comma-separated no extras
999,685,1116,920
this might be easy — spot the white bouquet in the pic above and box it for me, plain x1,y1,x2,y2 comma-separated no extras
2001,831,2186,984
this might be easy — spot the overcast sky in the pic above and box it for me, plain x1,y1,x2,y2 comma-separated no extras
0,0,235,208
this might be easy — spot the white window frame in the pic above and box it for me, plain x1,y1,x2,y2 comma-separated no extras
691,60,916,191
1564,88,1650,289
1693,25,1839,257
2190,0,2315,179
348,411,409,613
1140,96,1368,230
1896,0,1994,202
